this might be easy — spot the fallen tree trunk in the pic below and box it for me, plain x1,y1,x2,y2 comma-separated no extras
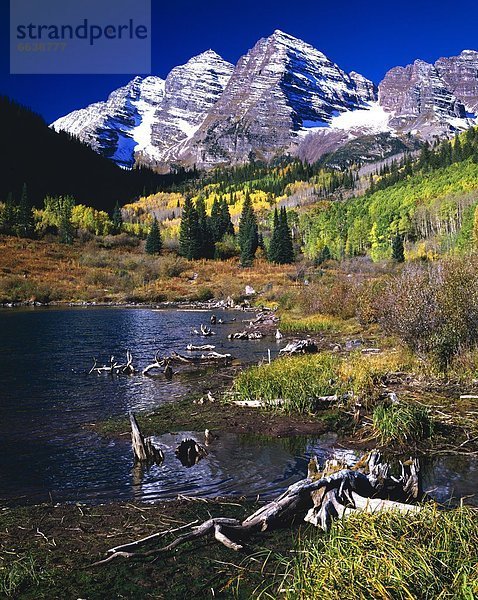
91,450,425,567
142,350,232,375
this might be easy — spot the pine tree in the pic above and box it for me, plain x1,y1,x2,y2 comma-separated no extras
210,197,222,242
112,202,123,234
219,198,234,237
268,207,280,263
277,207,294,264
196,196,214,258
392,233,405,263
452,136,462,163
145,217,162,255
1,192,17,234
16,183,34,238
179,196,201,260
238,192,258,266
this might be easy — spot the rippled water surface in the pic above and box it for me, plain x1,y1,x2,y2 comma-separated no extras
0,307,476,506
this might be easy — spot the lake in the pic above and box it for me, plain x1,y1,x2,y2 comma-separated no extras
0,307,476,506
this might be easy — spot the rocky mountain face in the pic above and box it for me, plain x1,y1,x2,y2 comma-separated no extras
378,59,470,140
51,76,165,168
52,32,478,170
146,51,234,167
51,51,233,169
180,30,377,167
436,50,478,114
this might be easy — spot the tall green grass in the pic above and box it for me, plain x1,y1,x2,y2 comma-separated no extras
233,354,341,414
372,402,434,446
0,555,48,598
233,350,415,415
279,314,342,334
259,505,478,599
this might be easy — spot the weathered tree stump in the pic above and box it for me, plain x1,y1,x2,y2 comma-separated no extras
129,412,163,465
175,438,208,467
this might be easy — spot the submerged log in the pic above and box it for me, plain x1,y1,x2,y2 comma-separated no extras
91,450,425,567
129,413,164,466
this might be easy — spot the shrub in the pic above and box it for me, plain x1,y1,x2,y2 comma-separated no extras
100,233,139,248
378,257,478,371
215,235,240,260
0,275,59,304
157,255,188,278
190,287,214,302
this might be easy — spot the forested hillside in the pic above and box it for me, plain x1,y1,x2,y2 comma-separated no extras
301,128,478,261
1,97,193,211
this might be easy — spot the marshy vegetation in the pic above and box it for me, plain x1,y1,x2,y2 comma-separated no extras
258,504,478,600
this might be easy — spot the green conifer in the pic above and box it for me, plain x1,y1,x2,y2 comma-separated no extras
268,207,280,263
16,183,34,238
179,196,201,260
392,233,405,263
196,196,214,258
112,202,123,234
238,192,258,266
145,217,162,255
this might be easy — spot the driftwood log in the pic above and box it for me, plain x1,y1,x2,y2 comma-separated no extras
279,339,318,355
186,343,216,351
142,350,232,375
89,351,135,375
91,450,425,567
228,331,264,340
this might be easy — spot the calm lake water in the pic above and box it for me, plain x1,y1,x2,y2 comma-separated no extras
0,307,476,506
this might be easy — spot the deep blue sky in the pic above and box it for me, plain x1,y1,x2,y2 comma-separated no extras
2,0,478,124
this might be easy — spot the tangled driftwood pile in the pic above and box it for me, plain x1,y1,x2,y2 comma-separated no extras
91,430,425,567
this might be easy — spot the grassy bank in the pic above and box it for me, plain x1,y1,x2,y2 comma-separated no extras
0,235,296,304
2,500,476,599
93,394,346,440
262,504,478,600
0,499,292,600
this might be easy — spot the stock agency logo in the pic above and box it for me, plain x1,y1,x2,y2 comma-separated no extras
10,0,151,74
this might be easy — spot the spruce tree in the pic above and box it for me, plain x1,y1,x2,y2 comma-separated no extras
219,198,234,237
210,197,222,242
238,192,258,266
276,207,294,264
145,217,162,255
112,202,123,234
16,183,34,238
196,196,214,258
392,233,405,263
1,192,17,235
268,207,280,263
179,196,201,260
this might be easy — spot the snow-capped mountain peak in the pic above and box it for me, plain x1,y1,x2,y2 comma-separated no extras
51,34,478,171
